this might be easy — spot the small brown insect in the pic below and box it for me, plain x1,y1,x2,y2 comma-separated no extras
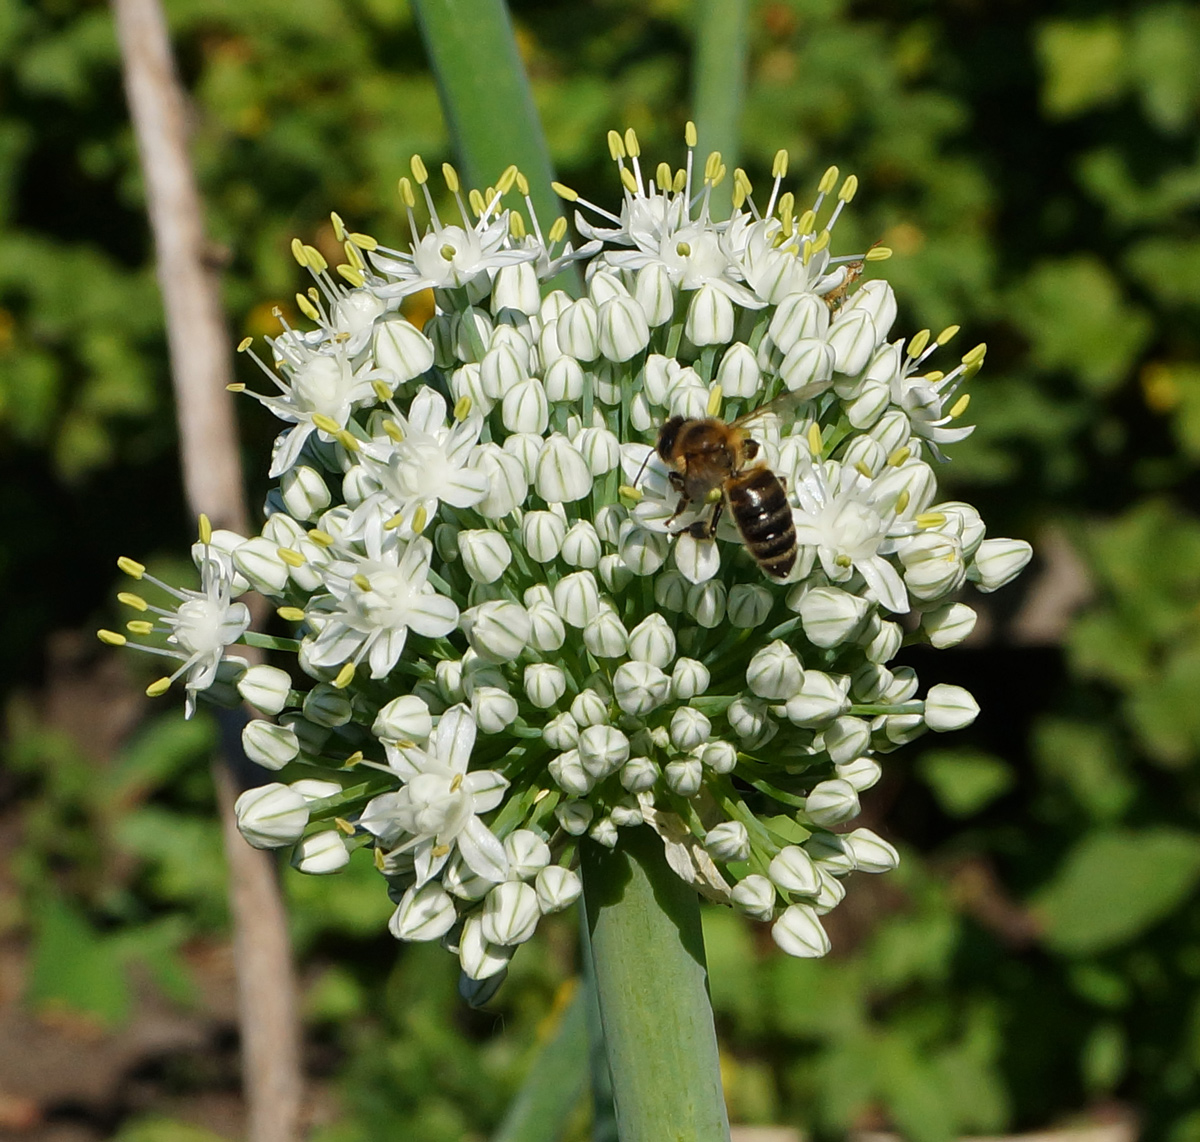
655,402,797,579
821,258,864,312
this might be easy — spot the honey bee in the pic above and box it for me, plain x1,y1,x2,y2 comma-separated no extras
655,399,798,580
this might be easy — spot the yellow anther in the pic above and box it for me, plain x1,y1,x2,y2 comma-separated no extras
126,620,153,636
888,446,912,467
854,461,873,478
348,232,377,252
307,529,335,547
895,490,910,514
704,151,722,182
383,419,404,443
673,169,687,193
618,484,643,504
439,242,457,262
383,512,405,531
373,847,386,872
496,165,519,195
772,149,789,179
372,380,392,402
818,165,839,194
335,430,360,453
453,394,473,421
807,423,823,456
548,217,568,244
516,172,530,196
620,167,638,194
950,393,971,418
704,486,722,505
509,211,527,240
624,127,641,157
226,382,246,392
337,264,365,288
296,293,320,321
711,163,726,186
835,554,853,568
333,662,356,689
915,511,947,529
962,342,987,365
732,182,747,210
450,772,464,793
924,371,946,384
936,324,960,345
278,606,306,622
706,385,723,417
330,212,346,241
607,129,625,161
442,163,460,193
194,516,211,547
118,556,145,579
431,843,451,859
468,188,486,218
865,246,892,262
778,191,795,221
812,229,831,253
676,241,692,258
797,208,815,235
118,592,147,611
907,329,931,358
290,237,308,266
397,177,416,208
552,182,579,202
801,238,814,265
410,154,428,184
311,413,340,434
237,336,253,352
656,162,672,190
304,244,328,273
838,174,858,202
277,547,305,568
685,121,697,147
146,677,172,697
412,506,428,534
781,212,794,241
97,629,127,647
352,573,372,592
334,816,356,833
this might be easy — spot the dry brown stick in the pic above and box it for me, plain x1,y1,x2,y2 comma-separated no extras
110,1,304,1139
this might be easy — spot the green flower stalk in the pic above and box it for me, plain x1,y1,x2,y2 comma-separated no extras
101,123,1030,995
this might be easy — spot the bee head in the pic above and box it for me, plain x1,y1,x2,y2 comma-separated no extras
656,416,687,462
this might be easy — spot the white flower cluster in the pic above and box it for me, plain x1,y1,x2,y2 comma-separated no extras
104,125,1031,986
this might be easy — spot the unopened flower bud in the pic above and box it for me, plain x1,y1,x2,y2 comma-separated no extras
374,316,435,382
900,533,966,602
503,830,550,881
812,868,847,915
716,342,761,398
654,569,689,611
785,671,850,727
923,683,980,731
543,712,579,750
523,663,567,709
798,587,869,648
671,657,710,700
234,783,309,849
242,719,301,770
781,338,835,397
598,295,651,361
443,853,498,900
238,664,293,715
544,354,584,402
280,466,331,521
620,756,659,792
557,298,600,360
969,537,1033,593
578,724,631,779
705,821,750,863
697,740,736,775
278,713,329,755
501,376,549,435
233,537,290,595
683,284,734,346
458,530,513,584
805,832,856,875
827,308,878,375
590,815,619,848
635,263,675,327
732,874,776,920
772,904,831,958
769,845,821,895
844,827,900,873
836,755,883,791
459,914,513,981
291,830,349,875
526,602,566,653
535,434,593,503
822,716,871,766
575,426,621,475
584,610,627,658
535,865,583,913
562,521,602,568
598,553,634,593
461,600,530,663
555,799,594,836
389,882,458,941
747,640,803,700
610,798,643,828
670,707,711,750
472,444,528,518
620,524,669,575
687,580,727,628
770,292,829,354
727,696,769,740
613,661,671,716
861,615,904,664
554,571,602,628
662,756,701,795
473,686,519,734
803,778,861,827
569,689,608,728
303,683,352,728
482,881,541,945
921,602,977,648
549,749,593,795
728,583,773,628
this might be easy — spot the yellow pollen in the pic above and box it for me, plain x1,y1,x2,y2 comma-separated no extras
290,237,307,266
397,177,416,208
838,174,858,202
685,121,697,147
353,573,372,591
676,240,692,257
818,165,839,195
937,324,960,344
907,329,931,358
384,512,405,531
333,662,355,689
916,512,947,529
548,217,567,244
607,129,625,161
307,529,335,547
311,413,340,434
439,243,457,261
624,127,641,157
335,430,360,452
126,620,153,635
410,154,428,184
237,336,253,352
887,446,911,467
118,556,145,579
962,342,987,365
412,506,428,534
278,606,306,622
772,149,788,179
442,163,460,193
453,394,473,420
807,423,823,456
118,592,147,611
620,168,638,194
706,385,723,416
277,547,305,568
552,182,578,203
618,484,643,504
330,212,346,240
197,513,213,544
705,487,722,505
372,380,392,402
296,293,320,321
496,165,518,195
712,164,727,189
656,162,672,190
865,246,892,261
895,489,910,514
835,554,852,568
950,393,971,418
450,773,464,792
146,677,172,697
97,629,127,646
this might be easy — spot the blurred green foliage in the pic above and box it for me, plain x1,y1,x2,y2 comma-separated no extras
5,0,1200,1139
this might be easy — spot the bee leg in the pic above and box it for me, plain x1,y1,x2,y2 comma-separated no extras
743,438,760,461
687,499,724,540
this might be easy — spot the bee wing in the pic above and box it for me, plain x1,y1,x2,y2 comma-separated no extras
729,391,809,432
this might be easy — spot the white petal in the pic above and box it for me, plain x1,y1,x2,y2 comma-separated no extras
464,769,510,813
405,593,460,637
674,532,721,584
458,816,510,882
436,704,478,773
857,555,909,615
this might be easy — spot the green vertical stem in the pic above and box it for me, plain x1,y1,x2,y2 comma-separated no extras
692,0,749,221
582,827,731,1142
580,912,619,1142
410,0,559,228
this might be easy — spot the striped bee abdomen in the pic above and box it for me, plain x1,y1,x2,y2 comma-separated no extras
726,466,796,578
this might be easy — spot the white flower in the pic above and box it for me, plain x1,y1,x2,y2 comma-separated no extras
292,830,350,875
923,683,980,731
969,538,1033,592
772,904,831,958
235,783,310,849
